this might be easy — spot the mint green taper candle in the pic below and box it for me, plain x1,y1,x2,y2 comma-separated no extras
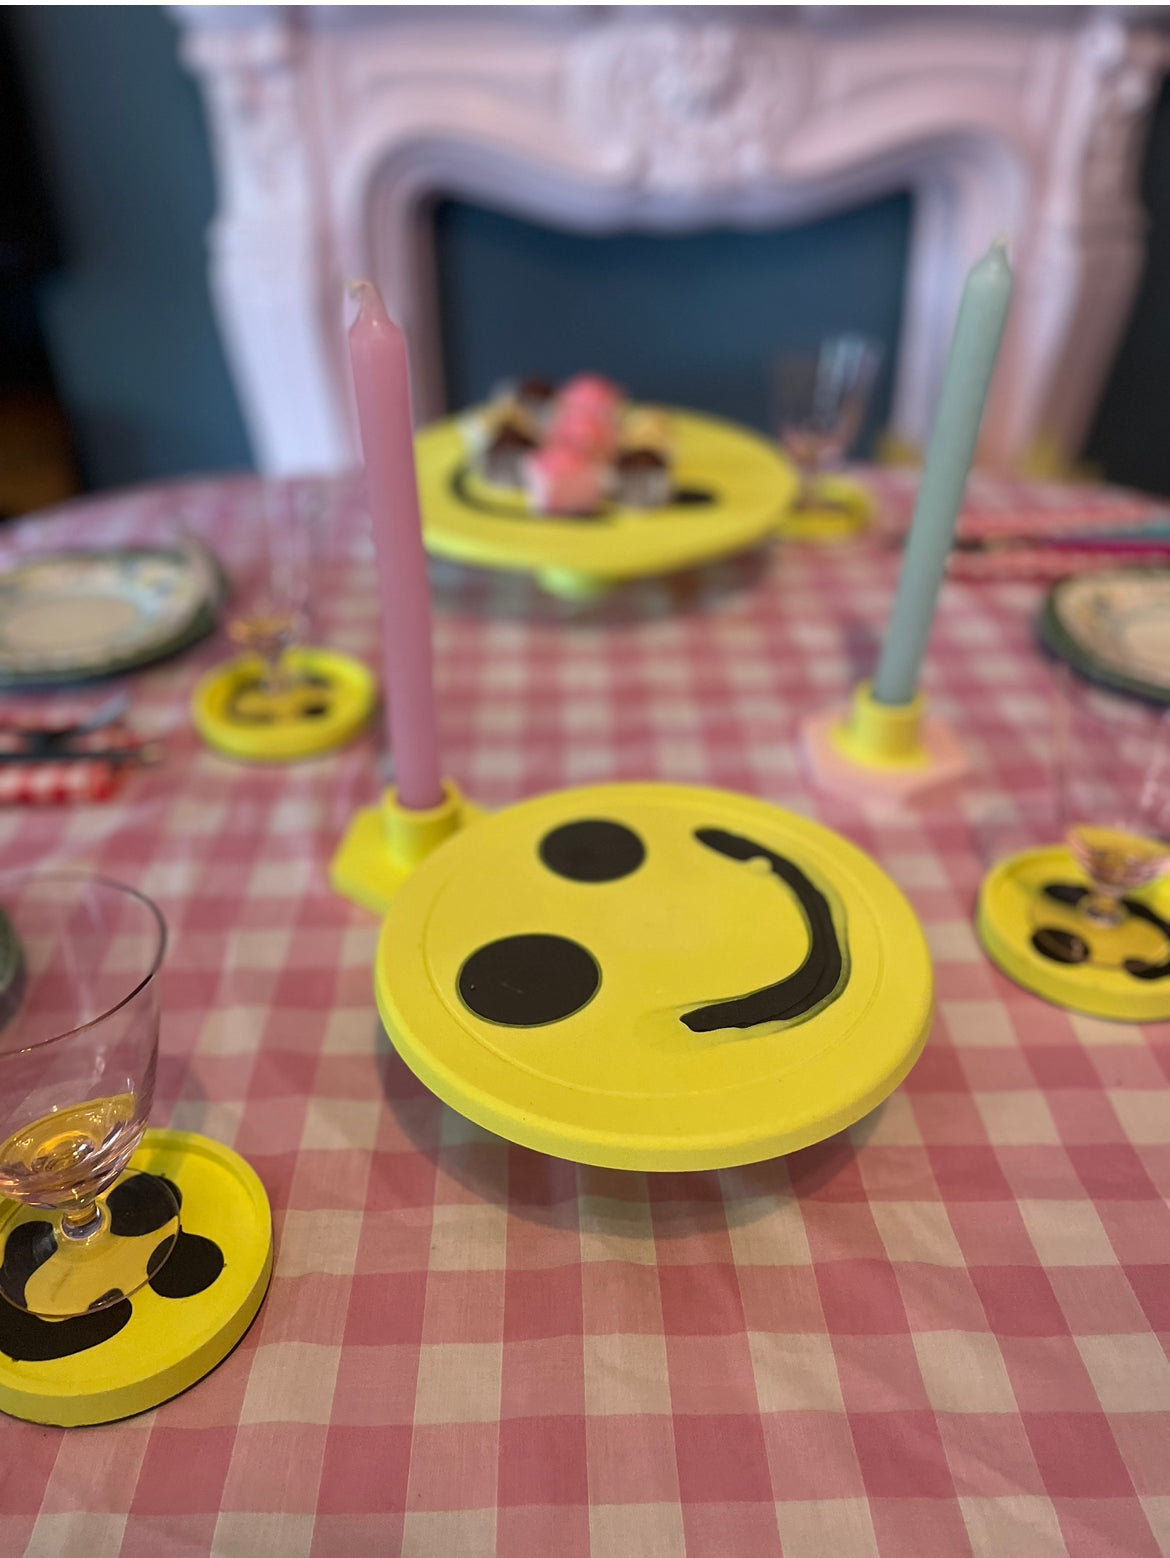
872,239,1013,707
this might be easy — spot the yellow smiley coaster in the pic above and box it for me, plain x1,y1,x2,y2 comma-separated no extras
0,1130,272,1427
978,844,1170,1021
375,781,933,1170
192,648,377,763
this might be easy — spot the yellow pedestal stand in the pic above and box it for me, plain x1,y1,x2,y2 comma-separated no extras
416,408,798,597
330,781,485,916
356,780,932,1171
192,648,376,763
0,1130,272,1426
978,844,1170,1021
802,682,968,802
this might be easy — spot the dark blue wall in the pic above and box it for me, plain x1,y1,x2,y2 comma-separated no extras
1085,74,1170,496
435,196,912,456
7,4,252,489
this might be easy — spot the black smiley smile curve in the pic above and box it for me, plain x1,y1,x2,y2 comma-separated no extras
456,819,847,1030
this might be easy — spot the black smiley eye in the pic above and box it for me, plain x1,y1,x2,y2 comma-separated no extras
458,933,600,1026
539,820,645,882
107,1173,178,1236
1032,927,1090,964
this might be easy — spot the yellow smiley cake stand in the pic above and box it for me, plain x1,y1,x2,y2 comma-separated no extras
416,407,798,600
334,283,935,1171
0,1130,272,1426
344,781,933,1172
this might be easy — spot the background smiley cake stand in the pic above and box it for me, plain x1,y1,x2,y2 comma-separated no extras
416,387,799,602
332,282,934,1172
802,239,1013,802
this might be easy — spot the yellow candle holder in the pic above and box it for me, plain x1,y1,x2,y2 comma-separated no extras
802,681,968,802
330,778,484,914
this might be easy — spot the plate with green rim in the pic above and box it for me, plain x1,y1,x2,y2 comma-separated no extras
1039,569,1170,705
0,548,222,687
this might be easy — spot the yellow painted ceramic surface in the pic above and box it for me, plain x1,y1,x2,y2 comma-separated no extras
0,1130,272,1426
375,781,933,1170
978,844,1170,1021
331,781,486,915
417,407,798,592
192,648,376,763
779,474,873,542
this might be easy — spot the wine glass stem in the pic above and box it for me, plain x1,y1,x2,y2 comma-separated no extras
59,1199,105,1242
1082,889,1126,928
262,653,289,698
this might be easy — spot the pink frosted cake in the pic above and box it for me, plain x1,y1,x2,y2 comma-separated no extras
546,403,620,462
463,374,676,517
523,445,609,516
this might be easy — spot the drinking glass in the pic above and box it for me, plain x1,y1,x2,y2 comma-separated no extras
1052,671,1170,940
0,873,176,1318
227,481,318,700
775,335,882,509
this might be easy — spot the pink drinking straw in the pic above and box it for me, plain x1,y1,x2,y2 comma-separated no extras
348,281,444,810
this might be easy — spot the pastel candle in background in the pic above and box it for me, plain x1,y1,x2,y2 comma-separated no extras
348,281,444,810
872,239,1013,707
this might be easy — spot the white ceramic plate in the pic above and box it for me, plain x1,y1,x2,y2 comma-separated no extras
1048,570,1170,699
0,550,213,681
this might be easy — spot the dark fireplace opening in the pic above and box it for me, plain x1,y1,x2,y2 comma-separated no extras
434,192,912,458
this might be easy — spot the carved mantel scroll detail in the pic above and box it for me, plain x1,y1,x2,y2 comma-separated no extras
567,22,812,192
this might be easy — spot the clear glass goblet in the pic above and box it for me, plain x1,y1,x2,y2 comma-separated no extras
775,334,882,510
0,873,176,1318
1051,670,1170,952
227,480,320,708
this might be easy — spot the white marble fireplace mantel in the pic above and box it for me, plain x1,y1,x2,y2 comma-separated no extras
174,5,1170,476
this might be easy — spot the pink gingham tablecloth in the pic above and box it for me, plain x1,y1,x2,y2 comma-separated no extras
0,470,1167,1558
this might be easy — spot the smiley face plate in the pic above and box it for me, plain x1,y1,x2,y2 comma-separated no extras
375,782,933,1170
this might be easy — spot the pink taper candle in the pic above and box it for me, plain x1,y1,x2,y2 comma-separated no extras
348,281,444,810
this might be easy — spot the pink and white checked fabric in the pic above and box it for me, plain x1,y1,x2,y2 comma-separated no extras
0,471,1167,1558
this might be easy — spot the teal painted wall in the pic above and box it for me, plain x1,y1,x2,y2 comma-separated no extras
6,5,252,489
1085,74,1170,495
435,196,912,456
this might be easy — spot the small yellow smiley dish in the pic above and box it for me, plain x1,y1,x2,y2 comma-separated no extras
0,1131,272,1426
375,781,933,1170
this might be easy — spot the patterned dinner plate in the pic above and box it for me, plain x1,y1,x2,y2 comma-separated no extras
1040,568,1170,704
0,549,218,686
